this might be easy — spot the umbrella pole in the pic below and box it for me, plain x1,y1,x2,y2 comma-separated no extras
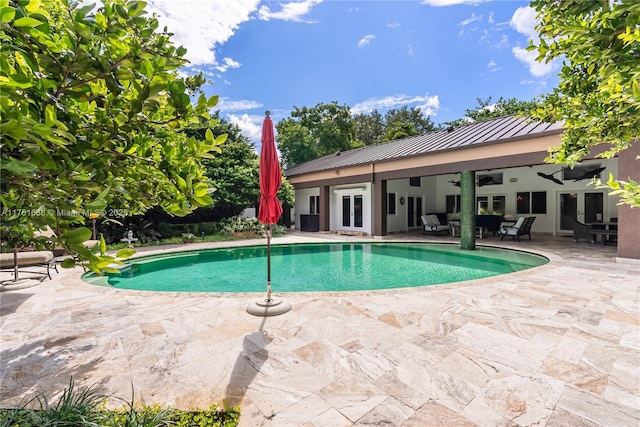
266,224,272,302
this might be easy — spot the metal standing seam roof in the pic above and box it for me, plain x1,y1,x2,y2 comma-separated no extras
285,115,564,177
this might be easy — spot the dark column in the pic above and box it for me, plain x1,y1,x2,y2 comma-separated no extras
617,140,640,260
319,185,330,232
460,170,476,250
373,178,387,236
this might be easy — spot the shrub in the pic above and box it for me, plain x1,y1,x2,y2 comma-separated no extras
0,379,240,427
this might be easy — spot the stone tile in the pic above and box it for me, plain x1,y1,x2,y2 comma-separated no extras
317,375,389,422
539,356,608,395
272,394,333,426
556,305,604,326
355,396,414,425
404,400,477,426
312,407,353,426
545,407,601,427
475,373,564,426
556,385,640,427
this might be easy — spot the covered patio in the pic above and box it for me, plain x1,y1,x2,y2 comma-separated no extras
1,232,638,426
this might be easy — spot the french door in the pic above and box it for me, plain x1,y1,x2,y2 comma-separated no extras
558,191,604,232
407,196,423,228
341,194,363,230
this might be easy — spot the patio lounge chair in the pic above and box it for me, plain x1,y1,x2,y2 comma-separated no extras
498,216,536,241
0,250,57,281
421,214,451,235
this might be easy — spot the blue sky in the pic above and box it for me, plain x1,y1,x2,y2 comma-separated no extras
146,0,561,145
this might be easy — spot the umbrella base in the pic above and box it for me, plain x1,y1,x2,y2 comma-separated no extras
246,297,292,317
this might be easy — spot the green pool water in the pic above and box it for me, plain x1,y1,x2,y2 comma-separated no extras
82,243,548,293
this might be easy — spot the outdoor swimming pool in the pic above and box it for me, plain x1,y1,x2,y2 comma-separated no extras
83,243,548,293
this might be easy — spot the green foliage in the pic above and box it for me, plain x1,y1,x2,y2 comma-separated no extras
0,378,240,427
219,216,265,236
0,377,107,426
529,0,640,206
353,109,385,146
600,173,640,207
0,0,224,272
383,106,436,140
277,101,359,167
444,97,538,127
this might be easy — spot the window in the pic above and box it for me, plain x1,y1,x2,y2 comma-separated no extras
446,195,461,214
517,191,547,214
387,193,396,215
309,195,320,214
563,164,602,181
516,192,530,214
531,192,547,214
409,176,421,187
477,173,503,186
492,196,506,215
477,196,489,214
477,195,505,215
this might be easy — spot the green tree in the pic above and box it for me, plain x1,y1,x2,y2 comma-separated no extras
383,106,435,140
353,109,384,146
276,102,360,167
444,97,537,127
384,121,419,141
160,112,294,224
0,0,223,272
528,0,640,206
185,113,260,217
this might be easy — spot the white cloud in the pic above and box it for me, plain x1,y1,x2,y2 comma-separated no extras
407,44,414,57
146,0,260,67
216,98,263,112
227,113,263,145
509,6,559,77
258,0,322,22
387,21,401,30
488,11,494,24
358,34,376,47
509,6,538,42
459,13,482,27
512,47,556,77
352,93,441,117
421,0,486,6
487,59,500,72
215,57,242,72
495,34,509,48
458,13,482,36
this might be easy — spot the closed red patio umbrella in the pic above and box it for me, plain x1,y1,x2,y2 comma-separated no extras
247,111,291,317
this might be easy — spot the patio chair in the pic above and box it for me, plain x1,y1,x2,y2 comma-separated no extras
0,250,57,281
568,217,596,243
421,214,451,236
498,216,536,241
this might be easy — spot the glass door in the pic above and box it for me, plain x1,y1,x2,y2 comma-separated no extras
406,196,422,228
341,194,363,230
559,191,604,232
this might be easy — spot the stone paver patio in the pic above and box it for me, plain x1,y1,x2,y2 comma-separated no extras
1,232,638,426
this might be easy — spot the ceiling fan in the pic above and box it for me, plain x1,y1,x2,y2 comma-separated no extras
448,176,495,187
537,170,564,185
